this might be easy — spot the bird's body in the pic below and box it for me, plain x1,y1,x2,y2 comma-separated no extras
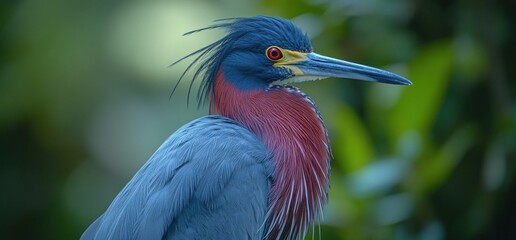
82,16,410,240
82,116,272,239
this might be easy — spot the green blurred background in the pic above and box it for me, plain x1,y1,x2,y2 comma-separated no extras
1,0,515,239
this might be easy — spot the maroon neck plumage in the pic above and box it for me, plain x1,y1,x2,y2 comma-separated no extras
210,72,331,239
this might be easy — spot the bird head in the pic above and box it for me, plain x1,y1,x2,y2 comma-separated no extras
173,16,411,104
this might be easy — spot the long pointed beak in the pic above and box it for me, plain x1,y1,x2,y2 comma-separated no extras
280,52,412,85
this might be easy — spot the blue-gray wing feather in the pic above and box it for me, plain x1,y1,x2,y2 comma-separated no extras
81,116,273,240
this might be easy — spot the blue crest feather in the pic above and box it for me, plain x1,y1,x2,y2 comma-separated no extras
170,16,312,107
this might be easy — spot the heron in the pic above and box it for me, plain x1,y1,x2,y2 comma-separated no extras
81,16,411,240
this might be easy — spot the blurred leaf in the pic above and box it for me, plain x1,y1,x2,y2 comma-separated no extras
454,34,487,83
324,175,353,226
420,220,445,240
387,41,454,142
346,158,408,197
412,124,476,196
482,139,506,191
396,131,423,160
373,193,413,225
334,104,374,172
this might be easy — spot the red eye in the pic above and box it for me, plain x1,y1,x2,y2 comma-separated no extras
266,47,283,61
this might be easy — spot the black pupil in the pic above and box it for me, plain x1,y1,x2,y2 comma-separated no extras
271,50,278,57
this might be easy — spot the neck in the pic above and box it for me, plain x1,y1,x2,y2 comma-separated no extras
210,72,331,239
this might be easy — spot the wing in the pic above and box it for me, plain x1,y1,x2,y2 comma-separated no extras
81,116,273,240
